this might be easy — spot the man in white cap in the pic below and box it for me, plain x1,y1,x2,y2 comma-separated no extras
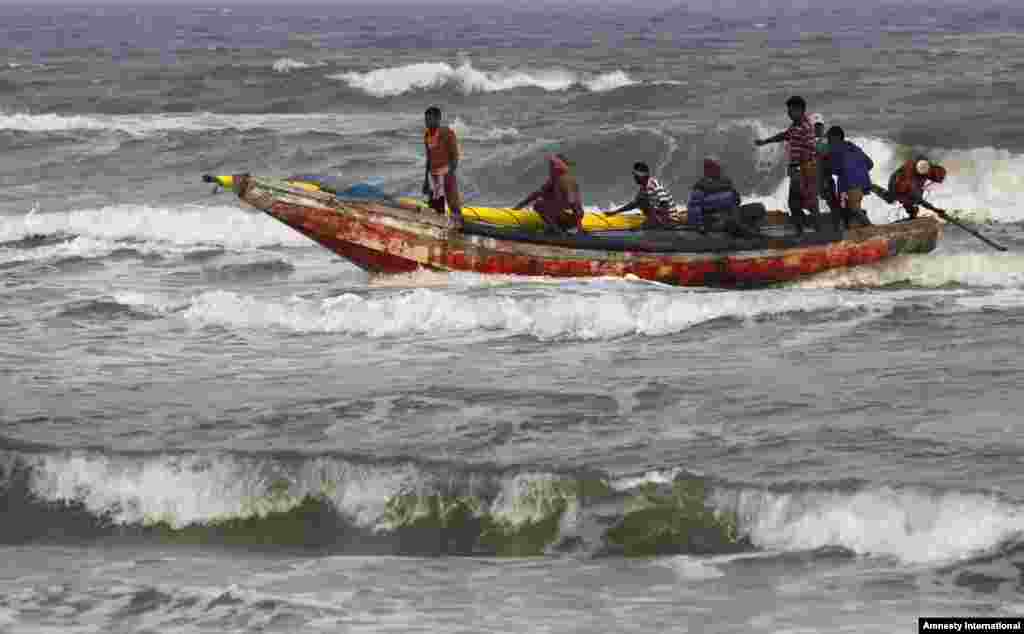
878,155,947,219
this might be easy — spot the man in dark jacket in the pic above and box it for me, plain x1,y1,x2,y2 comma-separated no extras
825,126,873,230
687,158,760,237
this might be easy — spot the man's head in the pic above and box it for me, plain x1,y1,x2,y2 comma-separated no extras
703,157,722,179
632,161,650,185
549,153,572,174
425,106,442,129
786,96,807,123
810,113,825,138
914,156,931,176
826,125,845,148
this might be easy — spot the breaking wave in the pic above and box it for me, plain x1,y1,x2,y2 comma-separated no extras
2,446,1021,564
177,286,890,340
331,61,636,97
712,484,1024,565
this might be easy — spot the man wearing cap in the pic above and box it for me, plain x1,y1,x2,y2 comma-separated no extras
755,96,821,235
606,162,680,229
878,156,947,219
685,157,761,237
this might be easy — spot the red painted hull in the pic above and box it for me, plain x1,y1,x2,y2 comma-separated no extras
232,175,941,287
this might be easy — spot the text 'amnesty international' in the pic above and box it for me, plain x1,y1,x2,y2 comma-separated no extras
920,619,1024,633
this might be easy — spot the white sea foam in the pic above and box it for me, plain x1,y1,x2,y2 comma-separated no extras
448,116,519,141
332,61,636,97
714,485,1024,564
0,203,312,249
178,286,890,340
0,111,412,136
271,57,322,73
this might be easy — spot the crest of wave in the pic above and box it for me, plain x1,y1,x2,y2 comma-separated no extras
0,203,311,249
332,61,635,97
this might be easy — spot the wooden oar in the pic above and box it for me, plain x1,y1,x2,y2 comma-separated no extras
870,185,1008,252
918,202,1007,252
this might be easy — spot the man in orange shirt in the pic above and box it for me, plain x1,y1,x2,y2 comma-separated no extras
422,106,464,230
877,156,946,219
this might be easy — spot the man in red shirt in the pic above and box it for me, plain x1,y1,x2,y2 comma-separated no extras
422,106,464,230
755,96,820,235
512,154,585,234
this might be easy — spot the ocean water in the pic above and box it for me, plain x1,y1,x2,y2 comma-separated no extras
3,2,1024,632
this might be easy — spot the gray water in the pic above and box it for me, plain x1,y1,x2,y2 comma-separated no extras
3,3,1024,632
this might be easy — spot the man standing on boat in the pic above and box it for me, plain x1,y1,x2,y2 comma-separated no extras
755,96,820,235
422,106,464,230
606,162,680,228
874,156,947,219
825,126,874,230
512,154,585,234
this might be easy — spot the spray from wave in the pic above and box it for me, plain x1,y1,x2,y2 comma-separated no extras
332,61,636,97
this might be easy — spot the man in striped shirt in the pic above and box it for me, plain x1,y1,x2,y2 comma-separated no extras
607,162,679,228
755,96,821,235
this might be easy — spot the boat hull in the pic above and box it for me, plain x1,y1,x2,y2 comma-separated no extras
233,175,941,287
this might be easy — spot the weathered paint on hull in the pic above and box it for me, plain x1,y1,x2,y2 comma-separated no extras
234,175,941,287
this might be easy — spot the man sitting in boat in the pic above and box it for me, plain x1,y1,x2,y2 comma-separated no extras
824,125,874,230
512,154,585,234
605,162,680,229
422,105,464,230
686,158,760,237
875,156,947,219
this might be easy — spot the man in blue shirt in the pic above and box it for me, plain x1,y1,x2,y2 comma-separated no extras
825,126,874,231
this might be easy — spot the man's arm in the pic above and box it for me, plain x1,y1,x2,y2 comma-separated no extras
608,195,639,215
513,188,542,210
755,130,787,146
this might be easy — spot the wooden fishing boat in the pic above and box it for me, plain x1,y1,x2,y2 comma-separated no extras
223,174,941,288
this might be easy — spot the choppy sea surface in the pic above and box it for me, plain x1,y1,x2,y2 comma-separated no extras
3,3,1024,632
